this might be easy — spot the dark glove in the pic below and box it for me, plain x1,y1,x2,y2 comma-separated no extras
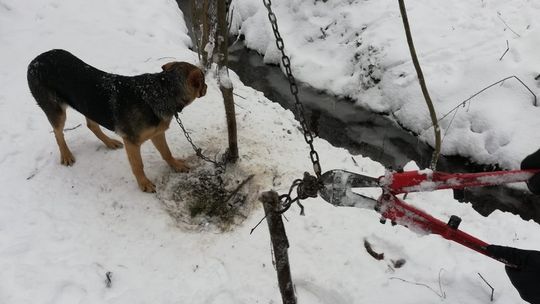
487,245,540,304
521,149,540,194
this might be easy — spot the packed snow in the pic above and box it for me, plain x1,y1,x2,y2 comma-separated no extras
1,0,539,303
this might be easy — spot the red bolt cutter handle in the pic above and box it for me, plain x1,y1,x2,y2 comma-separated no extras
383,169,540,195
320,168,540,266
377,193,516,265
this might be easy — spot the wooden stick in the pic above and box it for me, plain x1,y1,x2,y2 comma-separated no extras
217,0,239,162
259,191,297,304
398,0,441,169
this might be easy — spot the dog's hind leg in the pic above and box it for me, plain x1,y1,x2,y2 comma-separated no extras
28,74,75,166
85,118,123,149
51,107,76,166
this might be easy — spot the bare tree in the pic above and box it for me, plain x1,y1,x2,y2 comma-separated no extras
190,0,238,162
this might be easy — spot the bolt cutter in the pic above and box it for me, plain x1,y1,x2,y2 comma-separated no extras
319,168,540,266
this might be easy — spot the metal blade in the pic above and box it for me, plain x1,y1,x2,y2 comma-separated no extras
319,169,379,209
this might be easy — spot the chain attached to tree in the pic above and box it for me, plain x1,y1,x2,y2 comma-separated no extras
261,0,323,214
175,113,228,173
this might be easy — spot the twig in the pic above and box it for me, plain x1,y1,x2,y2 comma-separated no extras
223,174,254,204
398,0,441,169
49,124,82,133
351,156,359,167
26,171,37,180
250,214,267,234
233,92,246,99
438,269,446,299
389,277,446,299
497,12,521,38
478,272,495,301
499,40,509,61
440,104,460,148
364,239,384,260
431,75,538,132
65,124,82,131
233,102,247,111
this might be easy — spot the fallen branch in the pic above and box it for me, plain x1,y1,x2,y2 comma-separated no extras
364,239,384,260
478,272,495,302
497,12,521,38
223,174,254,204
499,40,509,61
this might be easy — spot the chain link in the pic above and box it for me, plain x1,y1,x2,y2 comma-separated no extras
175,114,227,173
262,0,322,178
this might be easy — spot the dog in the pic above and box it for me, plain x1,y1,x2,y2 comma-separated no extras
27,49,207,192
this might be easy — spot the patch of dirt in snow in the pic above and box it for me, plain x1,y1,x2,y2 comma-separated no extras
156,159,260,232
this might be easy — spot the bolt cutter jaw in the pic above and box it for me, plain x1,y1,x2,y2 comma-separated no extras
319,169,380,209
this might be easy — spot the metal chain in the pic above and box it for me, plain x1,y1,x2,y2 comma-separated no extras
262,0,322,178
175,113,227,173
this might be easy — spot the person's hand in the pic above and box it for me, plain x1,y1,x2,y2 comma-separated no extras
487,245,540,304
521,149,540,194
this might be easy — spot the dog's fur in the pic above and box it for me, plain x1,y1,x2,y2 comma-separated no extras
27,49,207,192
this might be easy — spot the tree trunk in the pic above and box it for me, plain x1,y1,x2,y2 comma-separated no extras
191,0,213,69
217,0,238,162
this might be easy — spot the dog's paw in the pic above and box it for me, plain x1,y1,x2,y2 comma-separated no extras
138,178,156,193
60,153,76,166
170,159,190,172
104,139,124,149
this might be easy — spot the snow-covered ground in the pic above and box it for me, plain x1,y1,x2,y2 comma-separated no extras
1,0,539,303
231,0,540,170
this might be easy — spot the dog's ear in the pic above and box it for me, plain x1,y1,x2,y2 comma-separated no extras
188,68,207,98
161,62,178,72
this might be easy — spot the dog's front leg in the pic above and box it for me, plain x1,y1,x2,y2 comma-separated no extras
123,138,156,193
151,132,189,172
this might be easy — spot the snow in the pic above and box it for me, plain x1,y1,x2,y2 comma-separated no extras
1,0,540,303
231,0,540,170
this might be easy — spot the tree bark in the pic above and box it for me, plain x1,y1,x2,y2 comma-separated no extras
259,191,297,304
217,0,238,162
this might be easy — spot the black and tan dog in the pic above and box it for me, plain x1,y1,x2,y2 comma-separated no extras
27,49,207,192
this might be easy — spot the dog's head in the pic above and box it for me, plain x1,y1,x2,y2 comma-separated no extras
162,61,207,108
